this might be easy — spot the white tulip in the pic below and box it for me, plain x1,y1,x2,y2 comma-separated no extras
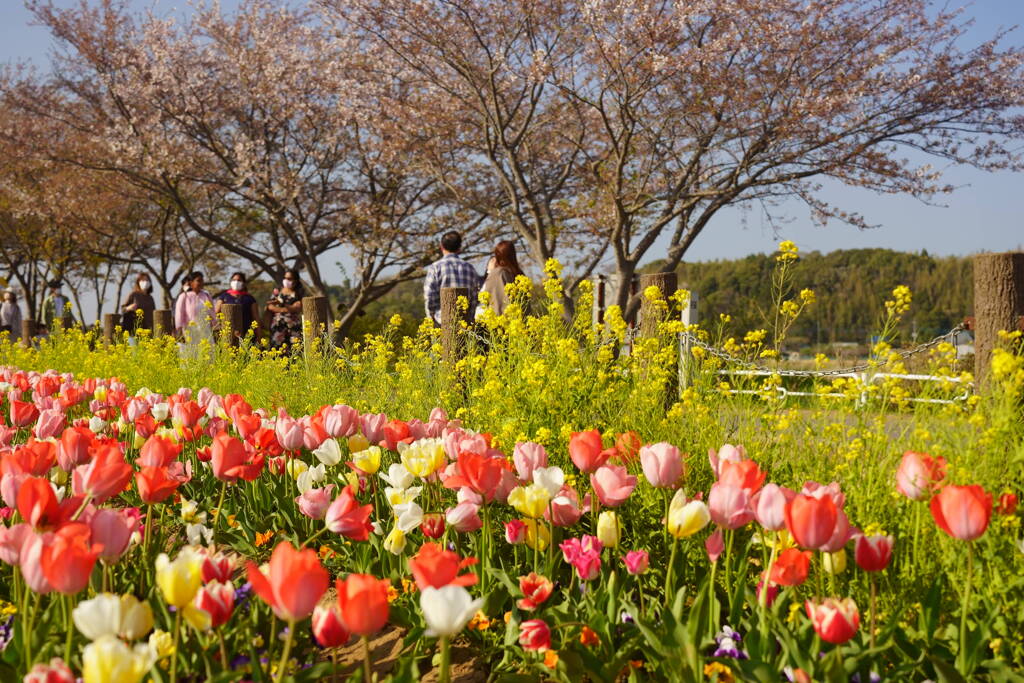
81,634,155,683
383,527,406,555
297,463,326,493
313,438,342,466
379,463,415,490
88,416,108,434
394,501,424,532
420,586,482,637
186,523,213,546
73,593,122,641
533,466,565,497
151,403,170,422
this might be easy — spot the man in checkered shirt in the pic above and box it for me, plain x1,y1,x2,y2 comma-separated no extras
423,231,483,324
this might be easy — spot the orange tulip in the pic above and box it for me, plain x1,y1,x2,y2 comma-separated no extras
17,477,63,530
930,484,992,541
443,451,506,502
568,430,611,474
408,542,478,590
336,573,390,636
57,426,94,470
768,548,811,586
785,494,838,550
246,541,328,622
136,435,182,468
39,522,99,594
211,432,264,483
717,459,766,494
3,439,57,477
136,467,182,504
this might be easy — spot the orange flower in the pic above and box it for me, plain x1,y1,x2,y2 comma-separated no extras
136,466,183,504
442,451,506,502
579,625,599,647
246,541,328,621
336,573,390,636
255,531,277,547
136,435,182,468
543,650,559,668
516,573,553,610
717,459,766,494
408,542,478,590
768,548,811,586
931,484,992,541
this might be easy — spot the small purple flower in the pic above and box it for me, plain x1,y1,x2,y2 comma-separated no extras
0,616,14,652
234,582,254,614
620,611,635,624
713,626,748,659
851,673,881,683
230,654,251,670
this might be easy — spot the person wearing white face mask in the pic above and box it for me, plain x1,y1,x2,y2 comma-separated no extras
0,288,22,341
214,272,260,341
121,273,156,335
265,269,304,353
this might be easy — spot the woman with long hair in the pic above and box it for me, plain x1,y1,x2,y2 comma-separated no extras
214,272,261,340
121,272,156,334
479,240,524,316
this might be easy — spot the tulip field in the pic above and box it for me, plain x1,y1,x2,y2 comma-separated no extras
1,262,1023,682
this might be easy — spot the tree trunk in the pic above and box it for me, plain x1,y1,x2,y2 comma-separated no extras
972,251,1024,387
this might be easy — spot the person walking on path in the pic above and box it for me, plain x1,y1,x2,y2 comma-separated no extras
40,280,73,332
423,231,483,324
477,240,524,318
215,272,260,341
0,289,22,341
121,273,156,335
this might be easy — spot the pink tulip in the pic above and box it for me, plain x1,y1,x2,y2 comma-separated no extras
708,443,746,477
275,410,304,451
124,398,149,422
820,509,856,553
1,471,28,508
20,531,54,594
708,482,754,529
360,413,387,444
623,550,649,575
801,481,846,509
896,451,947,501
323,404,359,438
753,484,794,531
33,409,66,440
505,520,526,544
406,419,427,441
0,522,31,565
446,501,482,533
590,465,637,507
545,487,585,527
705,529,725,563
513,442,548,483
640,442,684,488
296,485,336,520
88,508,138,561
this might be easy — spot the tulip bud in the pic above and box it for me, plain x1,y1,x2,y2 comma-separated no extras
155,549,202,608
505,520,526,544
420,513,446,539
421,585,483,637
597,511,621,548
622,550,649,575
312,603,350,647
854,534,893,572
24,658,75,683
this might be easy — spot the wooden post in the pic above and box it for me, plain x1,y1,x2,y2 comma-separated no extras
221,303,243,345
302,295,329,356
593,275,607,325
440,287,469,364
973,251,1024,387
20,319,35,348
679,289,699,390
639,272,679,337
102,313,118,345
153,309,173,337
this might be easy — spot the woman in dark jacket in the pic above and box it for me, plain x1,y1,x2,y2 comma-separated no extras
121,273,156,333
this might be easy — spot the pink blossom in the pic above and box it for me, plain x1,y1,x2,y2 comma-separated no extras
296,485,336,520
708,482,754,529
446,501,482,533
513,441,548,483
590,465,637,507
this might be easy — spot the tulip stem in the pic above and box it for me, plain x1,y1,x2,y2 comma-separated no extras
302,525,329,549
910,502,922,580
217,630,228,672
142,504,153,560
70,494,93,522
723,529,734,606
63,594,74,664
869,573,877,650
438,635,451,683
958,541,974,674
361,634,372,682
274,619,295,683
170,609,182,683
216,480,228,537
665,536,679,607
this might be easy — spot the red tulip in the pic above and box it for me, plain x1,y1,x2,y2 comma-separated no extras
312,603,350,647
895,451,946,501
336,573,390,636
517,573,553,610
246,541,328,621
518,619,551,651
3,439,57,476
39,522,99,594
57,426,94,471
854,534,894,572
233,413,262,440
443,451,507,502
201,551,234,583
615,431,643,464
324,486,373,541
193,580,235,628
136,467,182,504
171,400,204,428
805,598,860,644
17,477,62,530
210,432,247,483
11,399,40,428
408,542,478,590
73,443,132,503
930,484,992,541
785,494,838,550
136,435,182,468
769,548,811,586
23,657,75,683
568,430,612,474
420,513,446,539
997,492,1018,516
381,419,411,451
134,413,158,439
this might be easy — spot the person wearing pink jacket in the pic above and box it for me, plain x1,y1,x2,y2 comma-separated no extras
174,271,214,341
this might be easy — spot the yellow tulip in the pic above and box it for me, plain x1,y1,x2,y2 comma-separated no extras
508,484,552,519
666,490,710,539
352,445,382,475
81,634,154,683
523,519,551,551
383,527,407,555
400,438,446,478
822,549,847,575
597,511,621,548
118,595,154,641
155,550,202,608
148,630,174,660
347,433,370,453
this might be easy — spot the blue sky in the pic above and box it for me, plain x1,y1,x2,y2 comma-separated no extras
2,0,1023,272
